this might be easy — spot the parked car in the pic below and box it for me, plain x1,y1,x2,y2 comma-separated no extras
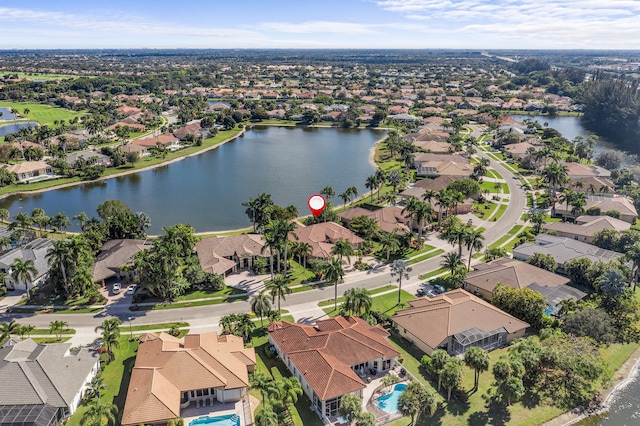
433,284,447,294
416,288,426,296
126,284,137,295
112,283,121,294
424,289,436,297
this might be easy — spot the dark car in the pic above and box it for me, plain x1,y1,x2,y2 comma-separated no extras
416,288,426,296
433,284,447,294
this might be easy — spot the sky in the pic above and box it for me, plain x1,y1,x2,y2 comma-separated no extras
1,0,639,50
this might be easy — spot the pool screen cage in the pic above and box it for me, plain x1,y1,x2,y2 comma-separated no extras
451,327,507,354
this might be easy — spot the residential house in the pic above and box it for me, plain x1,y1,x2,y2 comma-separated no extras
121,143,150,157
290,222,363,259
413,175,464,192
568,177,615,196
553,196,637,223
416,160,473,178
513,233,624,272
116,106,142,116
92,239,152,286
543,215,631,244
0,238,53,291
337,206,410,234
391,289,529,356
504,141,537,160
564,162,611,179
464,258,584,314
65,151,112,168
388,113,421,122
173,122,206,141
411,140,452,153
268,317,399,421
132,133,180,151
121,332,256,426
413,153,468,169
2,161,55,183
106,121,146,132
0,339,100,424
195,234,270,276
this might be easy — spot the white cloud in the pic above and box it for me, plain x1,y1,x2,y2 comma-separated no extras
260,21,377,34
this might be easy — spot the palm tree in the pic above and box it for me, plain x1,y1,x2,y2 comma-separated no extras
465,229,485,270
51,212,70,232
47,240,73,296
524,209,547,234
626,241,640,290
11,258,37,301
441,358,464,401
320,186,335,203
84,377,107,401
49,320,68,341
402,196,420,232
0,319,20,340
0,208,9,222
81,398,117,426
266,274,292,312
73,212,90,231
398,381,437,425
375,168,386,199
251,290,272,327
365,175,377,201
541,162,569,197
464,347,490,390
380,232,400,261
413,201,433,242
18,324,35,338
236,313,256,342
338,393,362,424
278,376,303,406
348,186,358,205
390,259,412,305
331,239,354,265
484,247,508,261
324,256,345,310
95,318,121,360
255,405,279,426
295,241,312,270
441,251,463,275
342,287,373,316
339,190,350,209
498,376,525,406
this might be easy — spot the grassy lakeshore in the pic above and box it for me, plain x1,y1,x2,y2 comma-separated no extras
0,101,85,126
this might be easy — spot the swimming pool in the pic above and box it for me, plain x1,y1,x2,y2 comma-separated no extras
376,383,407,413
188,414,240,426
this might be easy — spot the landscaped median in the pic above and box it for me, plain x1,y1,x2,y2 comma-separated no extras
321,289,415,317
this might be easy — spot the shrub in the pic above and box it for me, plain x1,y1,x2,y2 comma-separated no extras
586,206,601,216
605,210,621,219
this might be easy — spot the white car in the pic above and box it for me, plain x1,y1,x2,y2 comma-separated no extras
112,283,121,294
126,284,137,295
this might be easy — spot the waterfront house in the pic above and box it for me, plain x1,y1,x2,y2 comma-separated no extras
2,161,55,183
290,222,363,259
416,160,473,178
0,238,53,291
195,234,270,276
391,289,529,356
268,317,399,422
0,339,100,424
65,151,112,168
337,206,410,234
92,239,152,286
121,332,255,426
564,162,611,179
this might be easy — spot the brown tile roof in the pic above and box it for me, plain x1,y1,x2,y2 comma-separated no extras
413,175,462,191
414,153,469,165
121,332,256,426
195,234,269,275
465,258,570,294
268,316,399,401
291,222,363,258
338,206,409,233
392,289,529,350
543,215,630,237
555,196,637,219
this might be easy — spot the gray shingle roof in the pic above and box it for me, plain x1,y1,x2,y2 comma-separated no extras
513,234,623,266
0,340,99,409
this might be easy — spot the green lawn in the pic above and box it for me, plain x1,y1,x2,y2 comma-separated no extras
134,295,248,311
479,181,501,193
489,225,523,249
317,285,396,307
119,321,189,332
8,72,82,80
473,201,498,220
32,337,72,344
418,267,448,281
408,249,445,265
174,285,246,301
492,204,508,221
323,289,415,317
503,227,533,252
30,328,76,335
502,183,510,194
485,169,503,180
66,336,141,426
0,101,85,126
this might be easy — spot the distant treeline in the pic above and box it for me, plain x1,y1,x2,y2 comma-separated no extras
579,72,640,149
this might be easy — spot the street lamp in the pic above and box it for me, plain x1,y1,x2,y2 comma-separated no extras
128,316,133,340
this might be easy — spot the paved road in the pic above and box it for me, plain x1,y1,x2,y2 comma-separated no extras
0,140,527,343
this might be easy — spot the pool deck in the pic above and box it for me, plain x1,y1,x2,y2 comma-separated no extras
181,398,244,426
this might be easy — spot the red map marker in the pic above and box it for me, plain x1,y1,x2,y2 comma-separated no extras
308,194,326,217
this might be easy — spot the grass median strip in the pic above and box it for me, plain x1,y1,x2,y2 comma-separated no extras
408,248,445,265
489,225,523,249
318,285,396,307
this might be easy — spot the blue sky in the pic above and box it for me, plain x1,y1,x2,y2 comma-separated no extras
1,0,639,49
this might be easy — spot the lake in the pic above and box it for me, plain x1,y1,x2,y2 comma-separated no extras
0,107,17,121
0,126,385,233
509,115,627,159
0,122,38,137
